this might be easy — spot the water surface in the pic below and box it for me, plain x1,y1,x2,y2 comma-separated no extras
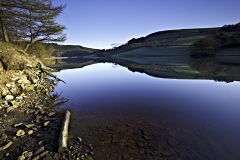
55,63,240,160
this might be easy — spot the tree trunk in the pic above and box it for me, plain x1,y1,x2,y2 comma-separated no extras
0,2,9,42
24,43,32,52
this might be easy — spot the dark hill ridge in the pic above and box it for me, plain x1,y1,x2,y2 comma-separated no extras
49,43,100,57
128,27,222,44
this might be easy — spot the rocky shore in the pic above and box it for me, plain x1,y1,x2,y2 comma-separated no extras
0,41,94,159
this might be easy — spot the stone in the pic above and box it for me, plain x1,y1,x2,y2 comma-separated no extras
28,130,33,135
43,121,50,127
5,95,14,101
77,137,82,142
18,75,30,84
16,130,25,137
11,101,20,108
14,123,23,127
48,112,56,117
6,106,15,113
5,153,10,157
0,87,10,97
89,144,93,150
23,151,33,158
18,155,25,160
22,84,35,92
25,124,35,128
16,96,23,100
34,146,45,155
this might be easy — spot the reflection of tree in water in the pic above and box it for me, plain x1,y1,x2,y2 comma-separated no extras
189,57,240,82
43,92,69,110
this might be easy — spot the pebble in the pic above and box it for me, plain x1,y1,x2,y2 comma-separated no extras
5,153,10,157
16,129,25,137
48,112,56,117
25,124,35,128
34,146,45,155
6,106,15,113
77,137,82,142
14,123,23,127
28,130,33,135
43,121,50,127
5,95,14,101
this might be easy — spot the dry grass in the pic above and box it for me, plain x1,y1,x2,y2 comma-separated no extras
0,41,41,70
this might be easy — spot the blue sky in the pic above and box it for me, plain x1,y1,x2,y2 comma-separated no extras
53,0,240,49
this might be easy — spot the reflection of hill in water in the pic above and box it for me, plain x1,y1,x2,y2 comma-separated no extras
48,58,96,71
48,56,240,82
97,57,240,83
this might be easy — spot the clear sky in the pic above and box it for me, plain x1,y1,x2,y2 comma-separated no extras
53,0,240,49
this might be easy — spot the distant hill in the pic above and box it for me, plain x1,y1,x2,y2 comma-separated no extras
97,23,240,57
49,43,100,57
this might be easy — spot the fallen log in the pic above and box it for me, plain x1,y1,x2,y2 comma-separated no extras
58,110,71,153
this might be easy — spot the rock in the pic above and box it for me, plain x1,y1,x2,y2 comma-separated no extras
18,75,30,84
89,144,93,150
5,95,14,101
25,124,35,128
26,64,33,68
22,84,35,92
28,130,33,135
86,156,93,160
43,121,50,127
18,155,25,160
0,141,13,151
11,101,20,108
16,96,23,100
38,141,43,146
37,106,43,110
22,151,33,158
0,87,10,97
16,129,25,137
30,76,38,84
6,106,15,113
77,137,82,142
5,153,10,157
48,112,56,117
14,123,23,127
34,146,45,155
6,83,20,95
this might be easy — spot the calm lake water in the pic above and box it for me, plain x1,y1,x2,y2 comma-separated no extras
54,62,240,160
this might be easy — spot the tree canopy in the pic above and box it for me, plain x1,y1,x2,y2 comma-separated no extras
0,0,66,51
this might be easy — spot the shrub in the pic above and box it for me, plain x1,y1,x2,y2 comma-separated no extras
190,36,221,56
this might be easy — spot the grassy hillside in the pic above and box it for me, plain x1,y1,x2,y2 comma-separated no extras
49,43,100,57
97,25,240,58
